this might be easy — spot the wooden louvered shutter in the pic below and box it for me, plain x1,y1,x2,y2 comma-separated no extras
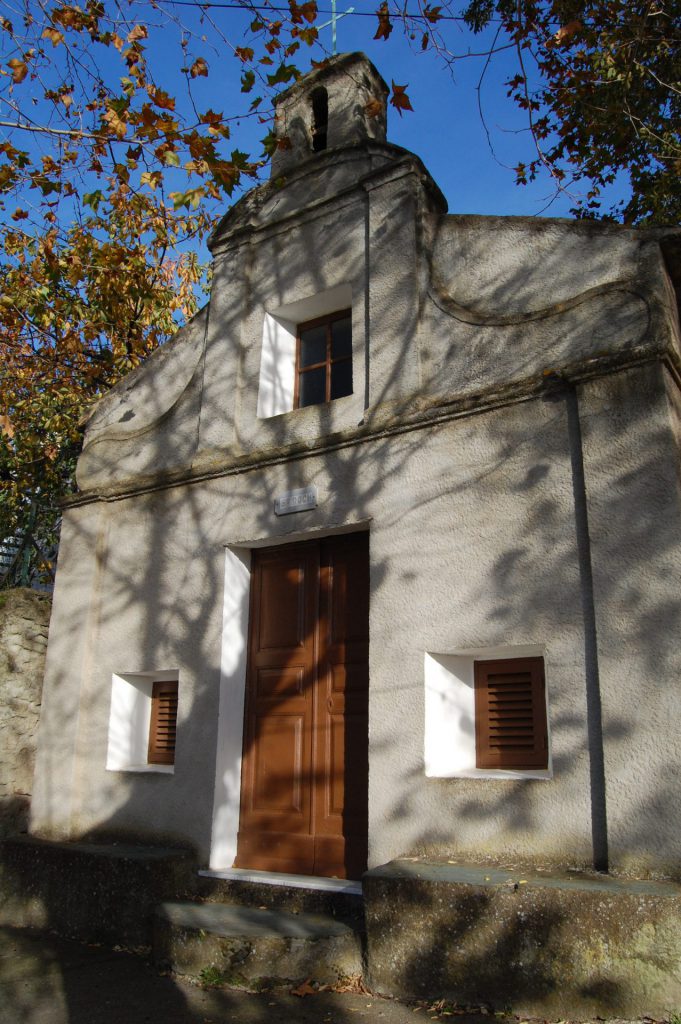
148,680,179,765
474,658,548,770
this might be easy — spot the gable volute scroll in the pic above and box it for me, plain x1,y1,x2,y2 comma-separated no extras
75,305,209,495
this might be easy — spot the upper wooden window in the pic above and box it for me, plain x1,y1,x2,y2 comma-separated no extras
474,657,548,770
295,309,352,409
148,679,179,765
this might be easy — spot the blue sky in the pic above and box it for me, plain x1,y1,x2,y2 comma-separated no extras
319,6,574,218
159,0,610,221
2,1,627,232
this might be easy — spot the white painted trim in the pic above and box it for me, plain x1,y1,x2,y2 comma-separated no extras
228,517,372,550
209,547,252,870
256,314,296,418
199,867,362,895
106,669,178,774
256,284,352,418
424,645,552,780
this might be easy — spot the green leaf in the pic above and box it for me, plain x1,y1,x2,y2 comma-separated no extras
261,131,277,157
266,63,297,87
169,190,188,210
83,191,104,211
230,149,249,170
241,70,255,93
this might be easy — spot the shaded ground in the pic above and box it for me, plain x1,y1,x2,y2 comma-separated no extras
0,926,484,1024
0,926,652,1024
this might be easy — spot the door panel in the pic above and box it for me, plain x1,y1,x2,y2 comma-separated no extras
256,667,305,699
315,534,369,871
257,553,309,651
252,715,304,813
235,533,369,879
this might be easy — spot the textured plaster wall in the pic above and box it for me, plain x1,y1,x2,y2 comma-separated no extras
30,363,681,875
365,393,593,870
0,589,51,836
579,363,681,875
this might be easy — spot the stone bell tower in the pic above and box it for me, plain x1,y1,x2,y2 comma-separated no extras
270,51,389,177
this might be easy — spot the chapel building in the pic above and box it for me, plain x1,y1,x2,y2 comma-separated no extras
30,52,681,887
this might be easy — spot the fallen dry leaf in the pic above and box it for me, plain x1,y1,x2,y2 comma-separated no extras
290,978,317,997
330,975,371,995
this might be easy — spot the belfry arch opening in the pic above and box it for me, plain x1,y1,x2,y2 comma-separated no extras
311,87,328,152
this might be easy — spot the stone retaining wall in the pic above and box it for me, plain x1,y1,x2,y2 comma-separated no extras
364,860,681,1018
0,589,51,837
0,837,196,948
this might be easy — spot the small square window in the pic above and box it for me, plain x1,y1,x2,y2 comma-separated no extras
107,671,179,773
295,309,352,408
474,657,548,770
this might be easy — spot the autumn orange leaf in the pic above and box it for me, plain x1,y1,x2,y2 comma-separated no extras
148,86,176,111
103,108,128,138
7,59,28,84
52,7,84,30
140,170,163,190
290,978,317,997
190,57,209,78
424,5,442,23
390,81,413,116
127,25,148,43
374,2,393,41
299,1,318,24
41,27,64,47
554,20,582,45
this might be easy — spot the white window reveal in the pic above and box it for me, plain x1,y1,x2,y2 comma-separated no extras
106,669,179,774
257,284,352,418
424,644,552,780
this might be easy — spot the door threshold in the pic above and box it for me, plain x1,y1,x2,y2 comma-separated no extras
199,867,362,895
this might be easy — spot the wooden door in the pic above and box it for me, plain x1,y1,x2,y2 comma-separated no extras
234,533,369,879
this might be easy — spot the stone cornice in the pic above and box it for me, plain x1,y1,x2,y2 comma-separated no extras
63,343,679,509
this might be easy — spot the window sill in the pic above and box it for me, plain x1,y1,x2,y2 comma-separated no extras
106,764,175,775
427,767,553,781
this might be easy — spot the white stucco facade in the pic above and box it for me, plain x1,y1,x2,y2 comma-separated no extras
30,53,681,880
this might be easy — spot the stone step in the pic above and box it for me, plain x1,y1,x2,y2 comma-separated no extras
197,868,364,930
153,900,364,988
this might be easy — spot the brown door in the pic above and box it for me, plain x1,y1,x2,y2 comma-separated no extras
235,532,369,879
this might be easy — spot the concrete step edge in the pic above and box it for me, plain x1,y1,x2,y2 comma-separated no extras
156,900,361,940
